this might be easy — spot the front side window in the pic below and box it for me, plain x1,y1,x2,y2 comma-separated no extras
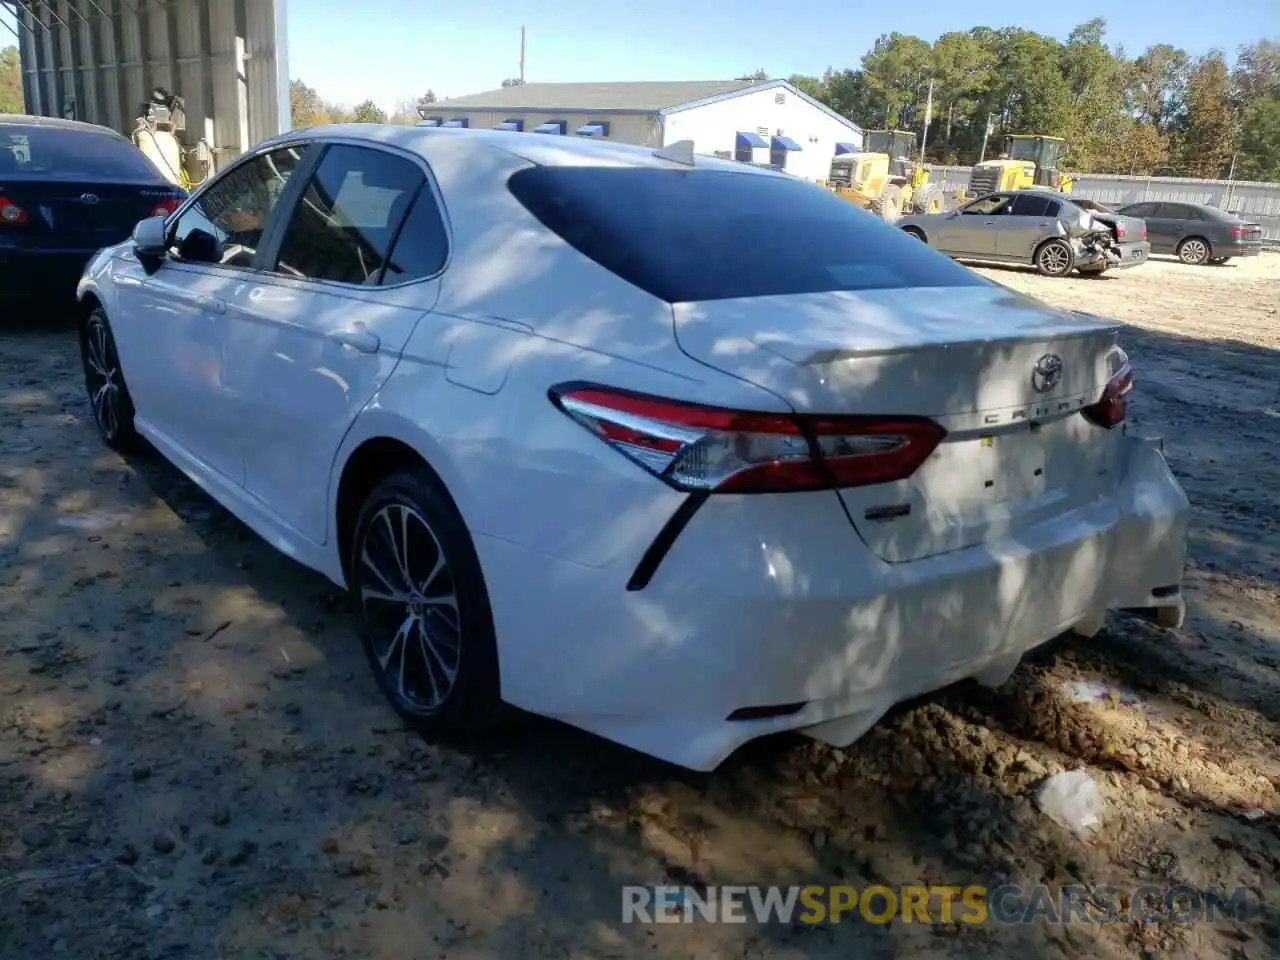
273,144,425,285
168,145,304,267
1119,202,1156,218
963,195,1010,216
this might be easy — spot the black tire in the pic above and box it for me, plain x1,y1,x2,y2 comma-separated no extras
348,468,502,734
1209,256,1231,265
902,226,927,242
1176,236,1211,265
1078,265,1107,278
1035,239,1074,278
80,308,143,452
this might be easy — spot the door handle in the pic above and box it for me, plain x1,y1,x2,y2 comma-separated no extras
198,295,226,314
328,326,380,354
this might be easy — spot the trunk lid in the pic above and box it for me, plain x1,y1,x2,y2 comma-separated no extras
0,177,182,250
674,284,1127,562
1089,212,1146,242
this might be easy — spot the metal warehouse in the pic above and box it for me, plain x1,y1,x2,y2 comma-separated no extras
423,79,863,182
3,0,288,176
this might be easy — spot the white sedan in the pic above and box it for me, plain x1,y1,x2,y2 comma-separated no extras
75,125,1190,771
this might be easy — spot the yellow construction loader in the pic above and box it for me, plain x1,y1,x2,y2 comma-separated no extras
825,130,947,221
960,134,1075,201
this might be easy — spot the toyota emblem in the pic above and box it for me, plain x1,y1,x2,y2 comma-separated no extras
1031,353,1064,393
79,193,99,204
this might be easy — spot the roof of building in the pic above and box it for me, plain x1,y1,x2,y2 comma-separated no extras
431,80,758,112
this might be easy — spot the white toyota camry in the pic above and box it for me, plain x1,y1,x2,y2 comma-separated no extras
76,124,1190,771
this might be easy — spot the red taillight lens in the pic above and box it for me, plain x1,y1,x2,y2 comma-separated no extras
0,197,29,226
1141,224,1147,238
150,196,184,218
1116,223,1127,240
1082,365,1134,429
1230,226,1243,240
549,384,946,494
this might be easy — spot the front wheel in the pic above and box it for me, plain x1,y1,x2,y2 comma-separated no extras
81,309,143,452
871,183,905,222
1177,237,1211,265
902,227,927,242
1035,239,1074,278
348,468,503,734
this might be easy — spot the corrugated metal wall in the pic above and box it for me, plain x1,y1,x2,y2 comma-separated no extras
7,0,287,172
928,165,1280,243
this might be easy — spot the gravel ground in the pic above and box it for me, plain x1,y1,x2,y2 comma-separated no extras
1,253,1278,960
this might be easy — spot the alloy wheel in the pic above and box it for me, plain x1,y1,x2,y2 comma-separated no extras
85,319,121,439
355,503,462,711
1039,243,1070,276
1179,239,1208,264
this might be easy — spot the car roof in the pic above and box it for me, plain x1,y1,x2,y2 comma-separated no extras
261,123,783,177
0,114,127,138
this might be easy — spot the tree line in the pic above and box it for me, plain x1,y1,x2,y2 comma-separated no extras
781,22,1278,181
290,79,436,127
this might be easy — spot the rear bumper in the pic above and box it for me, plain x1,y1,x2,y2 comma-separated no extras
0,245,99,302
1111,240,1151,269
1215,241,1262,258
477,432,1190,771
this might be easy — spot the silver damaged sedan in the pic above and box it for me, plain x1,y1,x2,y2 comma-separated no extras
898,189,1150,278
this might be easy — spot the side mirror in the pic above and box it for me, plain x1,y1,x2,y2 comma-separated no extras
132,216,168,258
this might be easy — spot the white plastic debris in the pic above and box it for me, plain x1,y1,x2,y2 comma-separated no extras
1061,680,1141,708
1036,770,1103,837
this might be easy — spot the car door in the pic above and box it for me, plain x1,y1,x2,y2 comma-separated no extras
995,194,1059,261
941,194,1011,256
107,143,307,484
220,142,449,544
1138,202,1179,254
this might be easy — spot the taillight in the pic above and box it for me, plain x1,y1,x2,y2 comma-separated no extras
549,384,946,494
1230,226,1243,240
150,196,184,218
1116,223,1127,240
1082,365,1134,429
0,197,28,226
1141,224,1147,238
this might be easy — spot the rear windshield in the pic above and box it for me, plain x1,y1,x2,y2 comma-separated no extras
0,125,162,180
507,166,987,303
1073,198,1114,213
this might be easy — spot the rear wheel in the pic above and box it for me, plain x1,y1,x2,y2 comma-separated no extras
871,183,905,222
1177,237,1210,265
1208,256,1231,265
81,308,142,452
348,468,502,734
1035,239,1074,278
902,226,927,242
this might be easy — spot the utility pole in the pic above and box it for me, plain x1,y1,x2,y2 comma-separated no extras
519,26,525,84
978,113,995,164
919,79,933,165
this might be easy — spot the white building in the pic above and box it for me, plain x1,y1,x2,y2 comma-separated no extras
422,79,863,182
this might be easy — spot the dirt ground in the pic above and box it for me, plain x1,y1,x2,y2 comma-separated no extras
1,253,1278,960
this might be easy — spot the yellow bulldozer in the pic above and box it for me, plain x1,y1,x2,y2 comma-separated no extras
959,134,1075,201
825,129,947,221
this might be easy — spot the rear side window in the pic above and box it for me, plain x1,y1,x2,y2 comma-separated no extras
507,167,986,303
0,125,162,180
1010,195,1051,217
1158,203,1200,220
274,145,425,285
1119,202,1156,218
380,188,449,284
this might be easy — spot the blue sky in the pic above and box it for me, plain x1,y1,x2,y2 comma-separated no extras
287,0,1279,112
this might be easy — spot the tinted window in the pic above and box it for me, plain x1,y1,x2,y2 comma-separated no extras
1119,202,1156,218
1073,198,1113,213
0,125,161,180
1010,195,1051,217
1045,201,1062,216
380,188,449,285
1158,203,1200,221
169,146,303,267
509,168,985,303
274,145,424,285
963,194,1010,215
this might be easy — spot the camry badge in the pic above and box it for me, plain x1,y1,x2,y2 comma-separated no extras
1032,353,1064,393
